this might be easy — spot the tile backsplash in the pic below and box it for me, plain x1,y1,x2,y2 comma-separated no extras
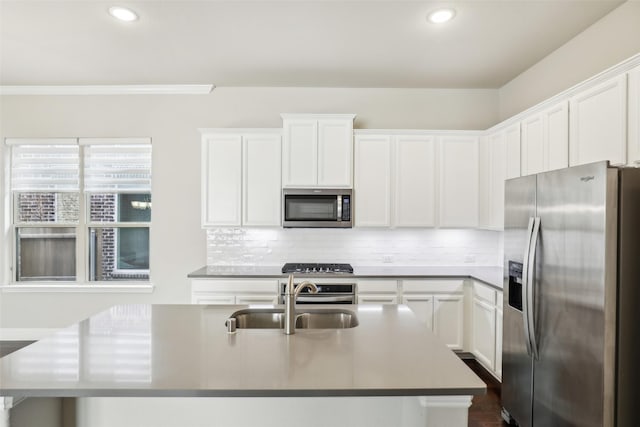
207,228,502,266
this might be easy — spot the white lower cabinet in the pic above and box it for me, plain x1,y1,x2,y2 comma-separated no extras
402,280,465,350
402,294,434,331
191,279,279,305
357,279,398,304
470,281,503,379
358,294,398,304
433,294,465,350
472,297,496,370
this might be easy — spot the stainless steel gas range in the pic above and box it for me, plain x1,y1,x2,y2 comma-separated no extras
280,263,356,304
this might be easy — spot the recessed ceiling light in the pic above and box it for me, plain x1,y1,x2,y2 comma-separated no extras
427,8,456,24
109,6,139,22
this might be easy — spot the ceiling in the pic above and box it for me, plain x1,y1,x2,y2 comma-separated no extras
0,0,625,88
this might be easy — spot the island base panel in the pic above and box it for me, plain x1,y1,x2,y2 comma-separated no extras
74,396,472,427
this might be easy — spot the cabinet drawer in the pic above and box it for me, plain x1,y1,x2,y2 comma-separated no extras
235,294,278,305
191,279,279,294
191,293,235,305
357,294,398,305
402,279,464,293
357,280,398,293
473,281,497,304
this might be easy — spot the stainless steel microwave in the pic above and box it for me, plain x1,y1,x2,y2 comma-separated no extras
282,189,352,228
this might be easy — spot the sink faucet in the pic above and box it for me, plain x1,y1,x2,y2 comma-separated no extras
284,274,318,335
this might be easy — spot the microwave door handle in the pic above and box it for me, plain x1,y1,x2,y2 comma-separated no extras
521,217,535,357
527,217,541,360
337,195,342,220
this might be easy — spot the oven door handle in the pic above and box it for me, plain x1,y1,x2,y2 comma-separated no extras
294,296,354,303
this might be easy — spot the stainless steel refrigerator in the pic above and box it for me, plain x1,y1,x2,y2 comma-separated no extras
502,161,640,427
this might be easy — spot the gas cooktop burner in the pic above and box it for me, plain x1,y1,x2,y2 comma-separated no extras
282,263,354,274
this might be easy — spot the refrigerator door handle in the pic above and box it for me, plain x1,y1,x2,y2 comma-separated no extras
521,217,535,357
527,216,541,360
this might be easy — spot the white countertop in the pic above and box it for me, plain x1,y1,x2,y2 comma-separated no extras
0,304,486,398
188,265,504,289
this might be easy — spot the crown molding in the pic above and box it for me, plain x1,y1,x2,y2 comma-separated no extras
0,84,214,95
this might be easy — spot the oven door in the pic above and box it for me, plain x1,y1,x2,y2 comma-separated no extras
279,282,356,304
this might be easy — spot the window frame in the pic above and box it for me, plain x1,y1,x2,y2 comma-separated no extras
4,138,152,288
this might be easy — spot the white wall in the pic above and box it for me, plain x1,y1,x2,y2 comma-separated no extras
0,87,498,329
499,0,640,120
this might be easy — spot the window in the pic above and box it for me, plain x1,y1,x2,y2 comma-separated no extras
7,138,152,283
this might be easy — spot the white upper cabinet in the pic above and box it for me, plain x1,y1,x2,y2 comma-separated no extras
201,130,282,227
543,101,569,171
521,113,544,176
505,123,521,179
282,114,355,188
478,137,490,228
354,134,392,227
488,131,506,229
480,123,520,230
394,135,437,227
521,101,569,176
628,64,640,165
569,74,627,166
354,132,438,228
318,119,354,186
282,119,317,186
439,135,479,228
243,134,282,226
202,134,243,226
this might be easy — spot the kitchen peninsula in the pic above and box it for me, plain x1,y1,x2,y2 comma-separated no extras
0,303,485,427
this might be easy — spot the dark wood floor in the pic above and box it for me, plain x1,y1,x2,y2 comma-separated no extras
465,359,510,427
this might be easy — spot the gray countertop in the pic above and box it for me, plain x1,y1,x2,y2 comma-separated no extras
188,265,504,289
0,304,486,398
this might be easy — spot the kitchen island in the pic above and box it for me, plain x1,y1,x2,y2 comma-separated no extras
0,304,485,427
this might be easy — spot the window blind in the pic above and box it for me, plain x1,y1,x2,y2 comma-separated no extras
11,145,80,191
84,144,152,192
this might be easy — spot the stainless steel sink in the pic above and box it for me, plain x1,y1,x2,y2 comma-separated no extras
228,308,359,329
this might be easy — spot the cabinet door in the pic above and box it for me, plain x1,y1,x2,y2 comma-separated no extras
282,119,318,186
629,64,640,165
472,297,496,370
357,294,398,304
439,136,479,228
569,74,627,166
354,135,392,227
433,294,464,350
394,135,437,227
505,123,521,179
543,101,569,172
496,307,503,380
521,113,544,176
402,295,434,331
489,132,506,229
318,119,353,187
478,137,491,229
243,134,281,226
202,135,242,226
